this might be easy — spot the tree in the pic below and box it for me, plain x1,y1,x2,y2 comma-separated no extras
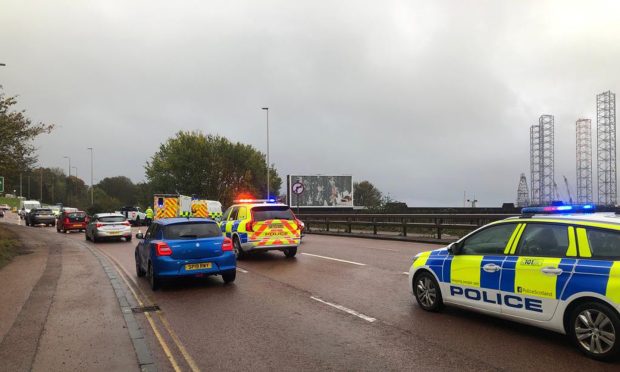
354,181,383,209
0,92,54,194
145,131,281,206
97,176,138,206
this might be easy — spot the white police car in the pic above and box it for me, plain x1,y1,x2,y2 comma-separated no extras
409,205,620,361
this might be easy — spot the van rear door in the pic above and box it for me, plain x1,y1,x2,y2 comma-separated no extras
251,206,300,244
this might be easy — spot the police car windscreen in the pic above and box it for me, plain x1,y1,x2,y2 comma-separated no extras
164,223,221,239
252,206,294,221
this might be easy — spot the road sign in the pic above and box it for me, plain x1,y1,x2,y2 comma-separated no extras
0,176,4,193
292,182,305,195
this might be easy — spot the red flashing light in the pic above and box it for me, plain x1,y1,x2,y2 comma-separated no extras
222,237,233,251
155,242,172,256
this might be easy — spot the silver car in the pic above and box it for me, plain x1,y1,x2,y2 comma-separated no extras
85,213,132,243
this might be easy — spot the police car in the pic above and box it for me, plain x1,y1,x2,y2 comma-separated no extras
221,199,302,259
409,205,620,361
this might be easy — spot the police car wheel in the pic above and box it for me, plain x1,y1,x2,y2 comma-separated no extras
283,247,297,258
570,301,620,361
413,271,443,312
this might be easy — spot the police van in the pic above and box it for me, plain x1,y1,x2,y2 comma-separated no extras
409,205,620,360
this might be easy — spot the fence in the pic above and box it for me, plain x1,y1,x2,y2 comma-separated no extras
300,213,519,241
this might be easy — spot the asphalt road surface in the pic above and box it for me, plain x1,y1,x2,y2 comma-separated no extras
4,216,620,371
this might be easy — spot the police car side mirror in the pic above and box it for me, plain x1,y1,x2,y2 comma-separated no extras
447,242,461,255
136,232,144,240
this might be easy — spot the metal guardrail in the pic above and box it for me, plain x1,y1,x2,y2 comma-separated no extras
300,213,519,240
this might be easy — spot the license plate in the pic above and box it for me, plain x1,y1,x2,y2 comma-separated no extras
108,231,121,235
185,263,212,271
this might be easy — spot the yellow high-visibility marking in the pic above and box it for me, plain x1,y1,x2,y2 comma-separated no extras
566,226,577,257
504,223,523,254
606,262,620,304
412,251,431,269
450,255,484,287
510,224,527,254
576,228,592,258
514,257,562,299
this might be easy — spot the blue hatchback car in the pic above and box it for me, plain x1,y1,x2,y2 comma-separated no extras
134,218,236,290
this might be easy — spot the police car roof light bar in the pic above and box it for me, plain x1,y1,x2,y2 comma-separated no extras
235,198,277,204
521,204,596,215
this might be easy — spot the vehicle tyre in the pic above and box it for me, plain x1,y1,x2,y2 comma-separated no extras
569,301,620,361
413,271,443,312
135,252,146,277
148,262,160,291
233,237,245,260
57,226,61,233
222,270,236,284
283,247,297,258
126,236,132,242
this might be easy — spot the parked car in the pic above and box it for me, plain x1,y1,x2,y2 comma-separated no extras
57,210,88,233
85,213,132,243
25,208,56,227
135,218,236,290
0,204,10,211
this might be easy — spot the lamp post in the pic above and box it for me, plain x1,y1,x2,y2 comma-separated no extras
261,107,270,199
63,156,71,177
88,147,94,205
72,166,78,179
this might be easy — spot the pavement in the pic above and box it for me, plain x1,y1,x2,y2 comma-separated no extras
1,211,619,371
0,213,142,371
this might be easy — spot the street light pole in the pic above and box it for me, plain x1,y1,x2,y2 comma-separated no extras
63,156,71,177
262,107,270,199
88,147,94,205
72,166,77,179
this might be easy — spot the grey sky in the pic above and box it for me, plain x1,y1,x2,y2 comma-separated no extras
2,0,620,206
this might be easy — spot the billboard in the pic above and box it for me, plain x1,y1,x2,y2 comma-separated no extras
288,175,353,208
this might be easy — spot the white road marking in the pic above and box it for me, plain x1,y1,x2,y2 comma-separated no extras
402,272,409,275
310,296,376,323
237,267,248,273
301,253,366,266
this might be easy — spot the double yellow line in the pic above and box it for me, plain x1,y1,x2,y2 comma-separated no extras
96,248,201,372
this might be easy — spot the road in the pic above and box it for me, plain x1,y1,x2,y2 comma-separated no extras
3,213,619,371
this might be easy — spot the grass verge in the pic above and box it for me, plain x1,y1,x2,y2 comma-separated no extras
0,226,19,269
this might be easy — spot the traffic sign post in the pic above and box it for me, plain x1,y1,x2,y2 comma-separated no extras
0,176,4,193
292,182,304,215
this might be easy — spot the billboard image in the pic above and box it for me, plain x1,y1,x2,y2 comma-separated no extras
288,175,353,208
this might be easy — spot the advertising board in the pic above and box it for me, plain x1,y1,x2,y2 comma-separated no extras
288,175,353,208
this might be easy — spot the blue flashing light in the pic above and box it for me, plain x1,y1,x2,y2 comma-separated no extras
521,204,596,215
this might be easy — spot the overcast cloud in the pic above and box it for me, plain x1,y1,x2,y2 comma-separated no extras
2,0,620,206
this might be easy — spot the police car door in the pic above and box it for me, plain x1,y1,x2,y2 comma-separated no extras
222,207,238,238
503,223,574,321
447,223,519,313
